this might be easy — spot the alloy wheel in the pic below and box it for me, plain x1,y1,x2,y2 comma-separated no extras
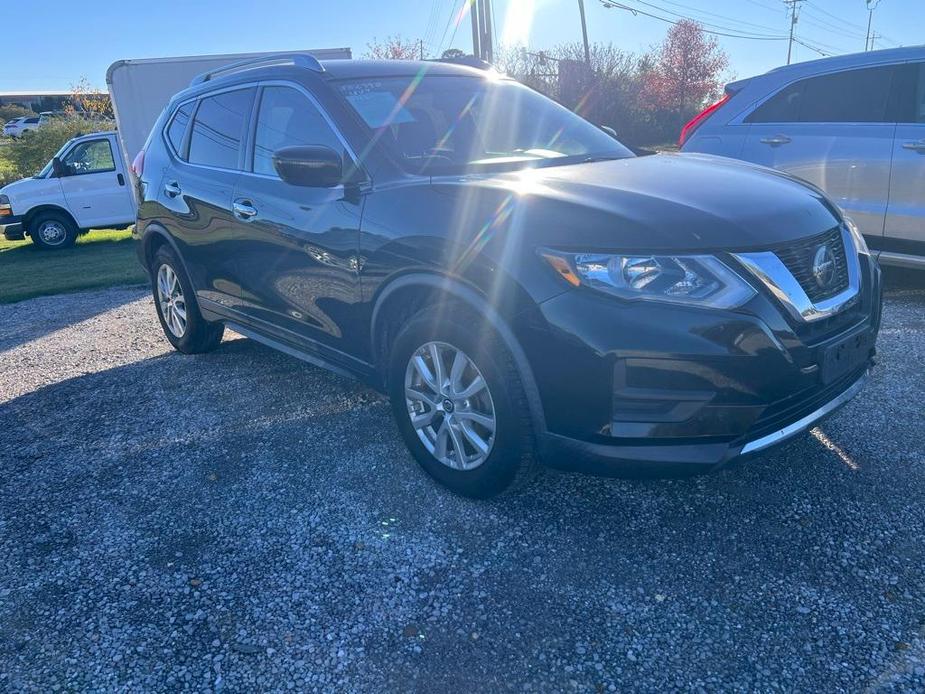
156,264,187,338
404,341,496,471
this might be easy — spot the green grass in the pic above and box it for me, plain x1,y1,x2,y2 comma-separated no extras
0,228,147,303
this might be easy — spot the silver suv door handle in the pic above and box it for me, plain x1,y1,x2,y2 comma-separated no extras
163,181,181,198
233,200,258,220
760,135,792,146
901,140,925,153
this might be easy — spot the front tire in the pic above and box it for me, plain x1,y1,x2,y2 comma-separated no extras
30,211,77,250
388,305,537,498
151,245,224,354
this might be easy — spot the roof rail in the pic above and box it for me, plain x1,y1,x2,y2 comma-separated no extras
189,53,325,86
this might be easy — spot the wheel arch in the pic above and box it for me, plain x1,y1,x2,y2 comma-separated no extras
23,205,78,235
371,272,547,435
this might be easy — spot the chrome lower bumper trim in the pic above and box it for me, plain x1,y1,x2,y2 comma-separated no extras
739,370,869,455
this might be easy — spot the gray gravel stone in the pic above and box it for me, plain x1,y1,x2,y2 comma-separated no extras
0,280,923,692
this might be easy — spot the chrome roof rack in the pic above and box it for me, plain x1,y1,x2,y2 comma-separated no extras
189,54,325,86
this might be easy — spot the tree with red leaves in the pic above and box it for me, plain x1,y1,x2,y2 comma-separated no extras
643,20,729,116
365,35,424,61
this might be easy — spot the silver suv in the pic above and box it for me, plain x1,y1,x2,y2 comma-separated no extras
681,46,925,270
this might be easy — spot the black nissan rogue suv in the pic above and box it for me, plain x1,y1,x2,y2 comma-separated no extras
133,55,882,498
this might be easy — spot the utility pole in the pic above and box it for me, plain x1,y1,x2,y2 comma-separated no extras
865,0,882,51
470,0,481,60
470,0,494,62
578,0,591,66
783,0,804,65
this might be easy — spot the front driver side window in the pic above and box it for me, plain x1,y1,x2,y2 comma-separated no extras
253,86,345,176
62,139,116,175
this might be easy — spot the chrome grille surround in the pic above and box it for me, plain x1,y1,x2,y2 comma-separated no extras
732,226,860,324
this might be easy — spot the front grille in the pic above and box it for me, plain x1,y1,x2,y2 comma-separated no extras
745,365,866,442
774,227,849,302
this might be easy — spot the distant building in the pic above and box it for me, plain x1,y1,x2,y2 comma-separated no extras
0,90,108,113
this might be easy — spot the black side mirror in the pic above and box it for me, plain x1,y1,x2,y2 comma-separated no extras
272,145,343,188
51,156,69,177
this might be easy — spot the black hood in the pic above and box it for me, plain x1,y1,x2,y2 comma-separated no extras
432,153,842,253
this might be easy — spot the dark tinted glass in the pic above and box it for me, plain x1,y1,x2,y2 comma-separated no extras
747,82,802,123
888,62,925,123
188,88,255,169
253,86,343,176
748,65,897,124
166,102,193,156
24,117,39,124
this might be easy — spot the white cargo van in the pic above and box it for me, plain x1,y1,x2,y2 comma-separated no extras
0,131,135,248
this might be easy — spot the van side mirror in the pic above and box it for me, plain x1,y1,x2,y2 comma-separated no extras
272,145,343,188
51,156,69,177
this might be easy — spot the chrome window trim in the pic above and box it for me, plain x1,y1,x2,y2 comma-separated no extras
733,227,860,323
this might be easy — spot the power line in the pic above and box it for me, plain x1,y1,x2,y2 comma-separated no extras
620,0,790,37
598,0,789,40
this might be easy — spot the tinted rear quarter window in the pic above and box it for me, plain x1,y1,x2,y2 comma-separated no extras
188,88,255,169
166,102,193,157
747,65,897,124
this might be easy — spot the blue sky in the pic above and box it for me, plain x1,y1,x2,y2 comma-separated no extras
4,0,923,91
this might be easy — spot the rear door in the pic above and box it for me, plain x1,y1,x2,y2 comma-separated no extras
883,61,925,257
157,87,255,308
741,64,898,242
231,83,365,356
58,137,135,227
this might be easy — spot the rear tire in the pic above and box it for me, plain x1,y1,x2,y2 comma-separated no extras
30,211,77,250
151,245,224,354
387,304,537,498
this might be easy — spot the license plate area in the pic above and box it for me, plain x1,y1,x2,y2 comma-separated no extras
820,330,871,384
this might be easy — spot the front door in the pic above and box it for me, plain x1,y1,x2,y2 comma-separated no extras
741,64,899,242
883,62,925,256
58,137,135,227
231,84,365,359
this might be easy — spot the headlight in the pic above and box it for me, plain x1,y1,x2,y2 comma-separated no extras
541,250,756,309
843,217,870,256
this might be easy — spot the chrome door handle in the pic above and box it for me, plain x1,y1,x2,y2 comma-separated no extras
760,135,792,146
901,140,925,152
163,181,181,198
233,200,258,220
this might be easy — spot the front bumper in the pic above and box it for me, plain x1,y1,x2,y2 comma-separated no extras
514,253,882,476
1,215,24,240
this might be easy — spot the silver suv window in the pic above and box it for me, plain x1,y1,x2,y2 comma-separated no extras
746,65,898,124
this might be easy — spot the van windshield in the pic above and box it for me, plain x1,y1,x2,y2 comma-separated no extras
335,74,632,174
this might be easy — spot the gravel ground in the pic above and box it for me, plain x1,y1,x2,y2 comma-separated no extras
1,282,924,692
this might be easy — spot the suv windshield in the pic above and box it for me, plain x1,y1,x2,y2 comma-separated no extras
336,74,632,174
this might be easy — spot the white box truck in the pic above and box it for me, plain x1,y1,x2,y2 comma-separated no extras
0,48,351,249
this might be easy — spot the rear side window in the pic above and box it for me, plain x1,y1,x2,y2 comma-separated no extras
166,102,193,157
252,86,345,176
747,65,897,124
888,62,925,124
188,88,255,170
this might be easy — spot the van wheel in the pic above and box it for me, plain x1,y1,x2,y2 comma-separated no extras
387,304,538,498
30,212,77,249
151,245,224,354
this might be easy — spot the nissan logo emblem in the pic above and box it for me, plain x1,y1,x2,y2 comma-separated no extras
812,244,837,288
